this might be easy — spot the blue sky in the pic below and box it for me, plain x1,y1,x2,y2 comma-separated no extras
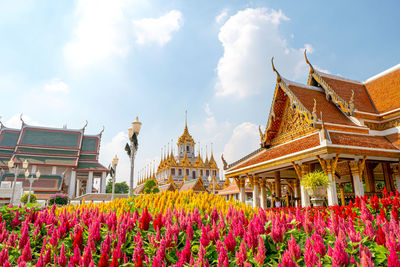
1,0,399,184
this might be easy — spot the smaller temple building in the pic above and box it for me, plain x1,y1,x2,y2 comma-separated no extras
135,115,224,193
0,117,108,203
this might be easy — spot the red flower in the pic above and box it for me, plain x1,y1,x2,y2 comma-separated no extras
73,226,83,251
99,249,110,267
224,230,236,252
376,226,386,246
139,208,152,231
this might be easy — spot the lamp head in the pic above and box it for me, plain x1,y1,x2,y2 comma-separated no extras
112,154,119,167
131,116,142,135
36,170,41,179
25,169,29,178
7,159,14,169
22,160,29,169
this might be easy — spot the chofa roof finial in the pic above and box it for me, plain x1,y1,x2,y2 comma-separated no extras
0,116,3,129
271,57,281,83
99,126,105,137
304,49,314,74
20,113,25,126
82,120,88,131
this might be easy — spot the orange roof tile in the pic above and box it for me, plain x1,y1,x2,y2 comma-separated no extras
318,73,377,114
384,133,400,149
329,132,398,150
364,67,400,113
230,133,320,172
289,84,355,126
218,183,252,195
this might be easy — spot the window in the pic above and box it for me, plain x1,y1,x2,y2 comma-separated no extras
178,169,182,176
213,170,216,176
192,171,196,179
171,168,175,175
200,170,203,176
186,145,190,152
206,170,210,177
186,169,189,176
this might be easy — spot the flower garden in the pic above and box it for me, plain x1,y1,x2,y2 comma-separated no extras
1,190,400,266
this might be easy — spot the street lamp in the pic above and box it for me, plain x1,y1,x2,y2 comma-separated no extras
25,168,40,204
208,175,215,195
126,116,142,196
111,155,119,200
8,159,28,205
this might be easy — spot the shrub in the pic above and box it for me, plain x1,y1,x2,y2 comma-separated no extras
301,170,331,193
49,193,69,206
20,193,37,204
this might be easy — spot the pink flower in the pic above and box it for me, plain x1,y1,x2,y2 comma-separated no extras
200,225,210,247
19,223,29,250
177,238,191,265
255,236,266,266
216,241,229,267
359,245,374,267
388,247,400,267
288,234,301,261
224,229,236,252
0,247,9,266
83,244,93,266
58,244,67,267
21,240,32,262
278,250,297,267
70,245,82,266
132,231,144,262
312,232,326,257
195,244,209,267
332,240,349,267
235,240,247,266
304,237,318,267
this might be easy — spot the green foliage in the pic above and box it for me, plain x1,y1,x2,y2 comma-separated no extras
48,193,69,205
105,179,129,194
300,170,330,193
143,179,159,194
20,193,37,204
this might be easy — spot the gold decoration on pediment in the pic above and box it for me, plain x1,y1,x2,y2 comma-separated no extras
270,101,316,146
365,119,400,131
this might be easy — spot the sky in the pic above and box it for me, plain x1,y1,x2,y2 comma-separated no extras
0,0,399,185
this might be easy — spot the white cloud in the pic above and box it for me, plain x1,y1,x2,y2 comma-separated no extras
4,114,48,129
215,9,228,24
215,7,313,98
99,131,130,184
133,10,183,46
44,78,69,94
64,0,133,69
223,122,259,163
204,103,212,116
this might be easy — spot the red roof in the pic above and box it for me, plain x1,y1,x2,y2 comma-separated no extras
364,67,400,113
317,73,377,114
218,183,252,195
329,132,398,150
289,84,356,126
230,133,320,172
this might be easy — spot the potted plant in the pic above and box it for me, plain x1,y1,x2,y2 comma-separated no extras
49,193,69,206
300,170,330,207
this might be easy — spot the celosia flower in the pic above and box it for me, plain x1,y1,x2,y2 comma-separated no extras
19,222,29,250
195,244,209,267
235,240,247,266
388,247,400,267
224,230,237,252
288,234,301,261
58,244,67,267
278,250,297,267
304,237,317,267
139,208,152,231
73,225,83,251
98,248,110,267
331,239,349,267
255,236,266,265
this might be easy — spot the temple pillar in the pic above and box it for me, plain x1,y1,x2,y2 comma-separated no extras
339,183,345,206
300,165,310,207
317,156,339,206
236,178,246,204
253,176,260,208
259,179,267,209
383,163,395,192
349,160,364,197
86,171,94,194
274,171,281,206
76,179,81,197
100,172,107,193
294,179,300,207
68,171,76,199
391,164,400,192
365,163,376,193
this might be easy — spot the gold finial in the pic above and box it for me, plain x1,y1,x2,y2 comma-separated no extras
312,99,317,120
304,49,314,73
211,142,213,155
259,126,265,142
271,57,281,83
185,110,188,128
20,113,25,126
82,120,88,131
99,126,105,137
0,116,4,129
349,90,355,112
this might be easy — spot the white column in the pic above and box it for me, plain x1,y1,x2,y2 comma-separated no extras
76,179,81,197
51,166,57,175
253,178,260,208
300,185,310,207
294,180,300,207
86,171,93,194
100,172,107,193
260,180,267,209
68,171,76,199
326,173,338,206
352,174,364,197
239,179,246,203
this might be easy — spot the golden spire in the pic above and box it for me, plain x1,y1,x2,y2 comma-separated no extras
224,176,230,188
204,144,209,166
209,143,218,169
177,111,195,146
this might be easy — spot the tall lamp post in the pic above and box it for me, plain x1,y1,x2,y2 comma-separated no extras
111,155,119,200
24,168,41,204
126,116,142,197
208,175,215,194
8,159,28,205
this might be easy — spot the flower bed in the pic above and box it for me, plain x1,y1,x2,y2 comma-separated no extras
1,190,400,266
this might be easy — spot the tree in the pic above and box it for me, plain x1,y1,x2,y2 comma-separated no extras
105,179,129,194
143,179,159,194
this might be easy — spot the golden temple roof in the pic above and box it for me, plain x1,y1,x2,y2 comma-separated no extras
177,112,195,146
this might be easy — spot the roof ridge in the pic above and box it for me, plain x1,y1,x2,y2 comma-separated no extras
317,71,363,84
282,78,324,92
363,63,400,84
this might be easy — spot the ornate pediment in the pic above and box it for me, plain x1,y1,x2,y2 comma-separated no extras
269,100,316,146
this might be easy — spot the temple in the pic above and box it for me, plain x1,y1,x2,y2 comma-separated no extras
224,52,400,208
0,117,108,202
135,114,222,193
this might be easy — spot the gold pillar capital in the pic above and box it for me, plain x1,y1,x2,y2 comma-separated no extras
391,163,400,176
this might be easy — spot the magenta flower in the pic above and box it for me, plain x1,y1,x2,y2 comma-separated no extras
235,240,247,266
331,239,349,267
255,236,266,265
58,244,67,267
288,234,301,261
278,250,297,267
224,229,237,252
304,237,317,267
388,247,400,267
